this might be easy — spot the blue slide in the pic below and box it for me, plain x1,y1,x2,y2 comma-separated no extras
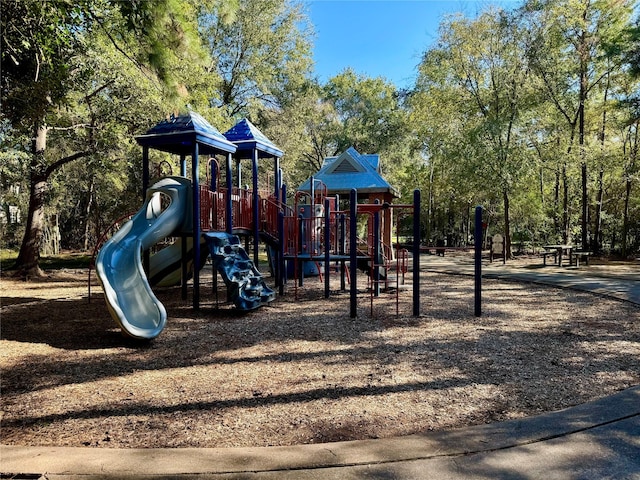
96,176,192,339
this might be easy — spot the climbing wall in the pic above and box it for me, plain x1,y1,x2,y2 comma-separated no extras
204,232,276,310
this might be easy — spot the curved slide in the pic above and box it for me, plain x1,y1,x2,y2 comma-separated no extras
96,176,191,339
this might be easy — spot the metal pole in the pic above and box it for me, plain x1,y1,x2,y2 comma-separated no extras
252,149,260,267
373,199,380,297
324,198,331,298
350,189,357,318
192,143,201,310
413,189,421,316
142,147,150,274
278,211,285,296
474,205,483,317
226,152,233,234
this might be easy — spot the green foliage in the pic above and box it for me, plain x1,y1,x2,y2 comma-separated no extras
1,0,639,262
200,0,313,119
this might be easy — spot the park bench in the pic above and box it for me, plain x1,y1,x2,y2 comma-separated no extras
571,250,592,267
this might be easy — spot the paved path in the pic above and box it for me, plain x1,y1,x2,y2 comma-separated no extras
2,387,639,479
2,258,639,479
422,254,640,305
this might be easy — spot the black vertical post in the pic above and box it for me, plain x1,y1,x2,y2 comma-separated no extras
413,189,421,317
298,213,305,287
340,213,346,291
474,205,483,317
192,143,201,310
226,152,233,234
252,149,260,267
373,199,380,297
142,147,150,274
350,189,357,318
324,198,331,298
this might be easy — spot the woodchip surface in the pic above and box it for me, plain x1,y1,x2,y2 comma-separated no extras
1,256,639,448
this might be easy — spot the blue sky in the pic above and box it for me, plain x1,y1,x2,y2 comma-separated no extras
305,0,521,89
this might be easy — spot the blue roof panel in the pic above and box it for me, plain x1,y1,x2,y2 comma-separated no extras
224,118,283,158
136,111,236,155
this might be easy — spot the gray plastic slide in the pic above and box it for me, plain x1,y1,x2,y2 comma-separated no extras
96,177,191,339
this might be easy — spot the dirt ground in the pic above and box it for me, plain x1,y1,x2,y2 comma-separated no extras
1,257,639,448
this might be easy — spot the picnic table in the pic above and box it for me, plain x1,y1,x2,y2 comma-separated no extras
543,244,573,267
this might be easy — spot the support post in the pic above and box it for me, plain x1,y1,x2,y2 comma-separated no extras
350,189,357,318
226,152,233,234
252,149,260,267
192,143,201,310
142,147,150,274
324,198,331,298
340,213,346,291
413,190,421,316
474,205,483,317
373,199,380,297
278,210,285,296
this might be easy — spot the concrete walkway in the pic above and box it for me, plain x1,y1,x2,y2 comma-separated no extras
422,253,640,305
2,387,639,479
2,257,639,479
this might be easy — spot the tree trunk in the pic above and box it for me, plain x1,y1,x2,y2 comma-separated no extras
594,167,604,254
562,163,569,244
83,176,96,251
14,124,48,278
503,189,512,259
581,161,588,249
579,7,588,252
622,177,630,258
553,168,560,236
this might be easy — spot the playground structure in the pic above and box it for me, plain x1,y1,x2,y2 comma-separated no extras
95,111,421,339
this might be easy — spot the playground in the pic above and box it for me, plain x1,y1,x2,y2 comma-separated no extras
2,112,639,452
2,255,639,449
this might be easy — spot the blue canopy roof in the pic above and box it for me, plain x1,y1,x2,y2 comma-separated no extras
135,111,237,155
298,147,399,197
223,118,283,159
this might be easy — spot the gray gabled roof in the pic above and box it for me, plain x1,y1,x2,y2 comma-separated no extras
298,147,399,197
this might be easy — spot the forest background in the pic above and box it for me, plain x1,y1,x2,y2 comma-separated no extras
1,0,640,277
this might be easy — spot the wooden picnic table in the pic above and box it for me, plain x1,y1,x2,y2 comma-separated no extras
543,245,574,267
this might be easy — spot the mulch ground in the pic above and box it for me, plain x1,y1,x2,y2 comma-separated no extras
1,260,639,448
